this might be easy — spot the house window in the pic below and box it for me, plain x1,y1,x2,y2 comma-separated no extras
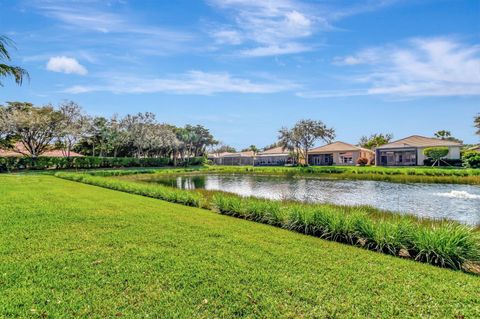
339,152,353,164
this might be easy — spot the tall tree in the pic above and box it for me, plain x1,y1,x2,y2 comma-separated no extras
212,144,236,154
57,101,89,157
0,36,29,86
359,133,393,150
278,119,335,164
241,145,259,153
0,102,63,157
433,130,462,143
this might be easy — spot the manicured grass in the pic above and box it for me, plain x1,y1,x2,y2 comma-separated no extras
55,172,480,271
1,175,479,318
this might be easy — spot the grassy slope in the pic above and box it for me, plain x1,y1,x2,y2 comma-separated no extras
0,175,479,318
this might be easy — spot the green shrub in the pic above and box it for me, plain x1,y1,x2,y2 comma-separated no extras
462,151,480,168
0,156,172,172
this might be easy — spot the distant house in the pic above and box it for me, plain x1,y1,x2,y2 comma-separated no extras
375,135,462,166
468,145,480,152
254,146,294,166
208,152,235,165
308,141,374,166
215,151,255,166
0,142,83,157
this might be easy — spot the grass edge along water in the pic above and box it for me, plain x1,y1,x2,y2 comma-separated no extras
54,171,480,273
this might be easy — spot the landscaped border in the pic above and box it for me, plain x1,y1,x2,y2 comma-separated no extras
55,170,480,273
85,165,480,185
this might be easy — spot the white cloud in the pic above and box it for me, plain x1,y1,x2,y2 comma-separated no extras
207,0,399,57
302,37,480,98
211,29,243,45
240,43,311,57
63,70,297,95
208,0,314,56
46,56,88,75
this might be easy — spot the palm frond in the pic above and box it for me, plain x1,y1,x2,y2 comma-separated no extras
0,64,30,86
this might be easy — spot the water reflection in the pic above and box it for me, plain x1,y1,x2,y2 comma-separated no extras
150,174,480,225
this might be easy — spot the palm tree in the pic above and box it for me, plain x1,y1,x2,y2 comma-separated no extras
0,35,29,86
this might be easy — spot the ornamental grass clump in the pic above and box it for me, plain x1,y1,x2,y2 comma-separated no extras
412,223,480,269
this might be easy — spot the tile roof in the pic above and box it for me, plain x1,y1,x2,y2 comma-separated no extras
257,146,289,156
0,142,83,157
309,141,373,153
223,150,255,157
375,135,462,149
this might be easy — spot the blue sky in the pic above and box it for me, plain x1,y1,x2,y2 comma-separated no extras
1,0,479,148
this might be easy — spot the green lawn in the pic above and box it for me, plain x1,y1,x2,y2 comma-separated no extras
1,175,479,318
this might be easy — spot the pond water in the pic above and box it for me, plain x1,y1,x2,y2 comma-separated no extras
143,174,480,225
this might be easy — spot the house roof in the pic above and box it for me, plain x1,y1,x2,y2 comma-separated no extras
208,152,234,158
257,146,289,156
309,141,374,154
223,150,255,158
0,142,83,157
468,145,480,151
375,135,462,149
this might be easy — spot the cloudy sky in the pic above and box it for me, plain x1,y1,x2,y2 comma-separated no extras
1,0,479,148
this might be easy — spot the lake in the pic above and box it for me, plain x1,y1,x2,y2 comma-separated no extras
141,174,480,225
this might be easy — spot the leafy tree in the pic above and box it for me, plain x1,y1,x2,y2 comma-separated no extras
433,130,462,144
212,144,236,154
262,142,280,151
423,147,449,166
241,145,259,153
57,101,89,157
359,133,393,150
278,119,335,164
0,102,63,157
0,36,29,86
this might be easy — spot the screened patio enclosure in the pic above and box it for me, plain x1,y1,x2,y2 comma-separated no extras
308,154,334,166
378,149,417,166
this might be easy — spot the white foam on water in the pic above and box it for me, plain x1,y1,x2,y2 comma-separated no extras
434,190,480,200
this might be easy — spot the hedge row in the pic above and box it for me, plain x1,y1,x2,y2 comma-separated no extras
0,156,205,172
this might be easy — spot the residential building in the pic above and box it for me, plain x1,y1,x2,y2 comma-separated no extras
308,141,374,166
375,135,462,166
254,146,294,166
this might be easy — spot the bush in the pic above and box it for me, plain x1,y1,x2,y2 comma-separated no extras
462,151,480,168
0,156,172,172
423,147,449,166
356,157,369,166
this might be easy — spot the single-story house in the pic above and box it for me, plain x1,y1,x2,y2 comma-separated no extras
208,152,235,165
308,141,374,166
218,151,255,166
375,135,462,166
468,145,480,152
254,146,294,166
0,142,83,157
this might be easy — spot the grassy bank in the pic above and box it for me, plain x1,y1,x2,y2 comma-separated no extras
55,172,480,271
205,165,480,184
81,165,480,185
1,175,479,318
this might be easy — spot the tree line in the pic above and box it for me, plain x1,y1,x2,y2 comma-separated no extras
0,101,218,161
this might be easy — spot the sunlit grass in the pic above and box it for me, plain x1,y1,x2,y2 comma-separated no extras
55,171,480,271
2,174,479,317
